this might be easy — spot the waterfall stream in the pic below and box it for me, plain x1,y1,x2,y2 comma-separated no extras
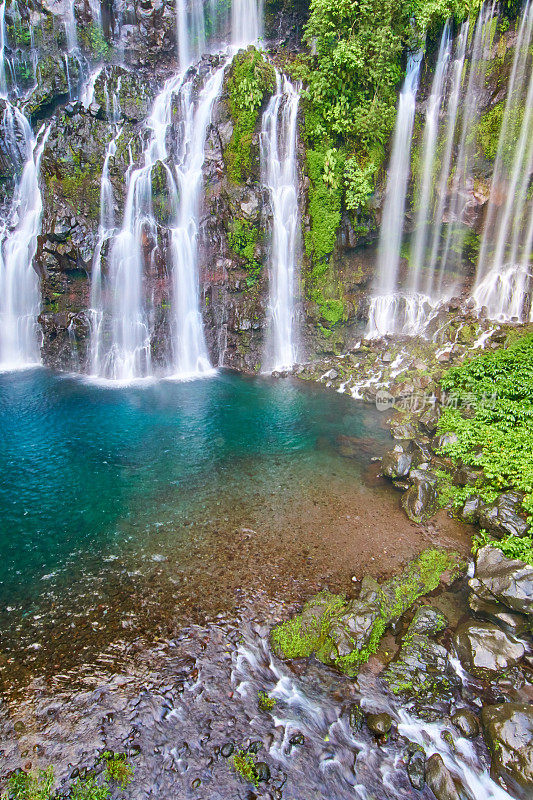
367,50,423,338
261,71,301,372
472,0,533,322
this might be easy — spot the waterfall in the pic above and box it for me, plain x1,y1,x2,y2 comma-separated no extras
0,1,7,98
176,0,206,71
0,109,50,370
425,22,469,295
366,50,423,338
472,0,533,322
169,63,227,379
438,1,496,278
408,23,452,293
232,0,263,47
261,71,301,372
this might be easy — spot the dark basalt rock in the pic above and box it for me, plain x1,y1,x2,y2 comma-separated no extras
453,620,525,678
459,496,482,524
425,753,461,800
478,494,530,540
401,480,439,523
432,432,459,450
481,703,533,793
348,702,364,733
451,709,480,739
470,545,533,616
381,447,413,479
406,747,426,790
467,593,531,636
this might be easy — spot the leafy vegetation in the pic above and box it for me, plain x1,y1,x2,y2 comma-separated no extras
225,48,276,183
2,755,133,800
227,217,262,286
437,333,533,522
472,529,533,565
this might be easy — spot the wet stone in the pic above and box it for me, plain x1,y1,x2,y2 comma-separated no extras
451,709,480,739
221,742,234,757
481,703,533,791
366,712,392,737
453,620,525,678
348,702,364,733
289,733,305,746
255,761,270,782
407,747,425,790
425,753,461,800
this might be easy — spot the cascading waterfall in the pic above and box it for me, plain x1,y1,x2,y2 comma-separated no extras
408,23,452,293
0,110,50,369
366,50,423,338
438,0,497,276
169,63,227,378
260,71,301,372
472,0,533,321
90,0,263,381
232,0,263,47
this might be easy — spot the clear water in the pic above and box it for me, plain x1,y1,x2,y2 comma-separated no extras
0,370,391,671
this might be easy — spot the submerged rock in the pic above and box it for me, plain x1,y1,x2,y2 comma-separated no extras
453,620,525,678
481,703,533,793
470,545,533,615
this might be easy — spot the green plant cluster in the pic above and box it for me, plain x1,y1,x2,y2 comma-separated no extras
2,755,133,800
225,48,276,184
227,217,262,286
437,333,533,522
472,529,533,565
231,750,259,786
79,24,110,59
270,549,462,675
257,691,276,711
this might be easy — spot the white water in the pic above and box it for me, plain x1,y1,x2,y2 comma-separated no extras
0,0,7,97
366,50,423,338
232,0,263,47
168,63,227,379
0,109,49,369
409,23,452,293
261,71,300,372
473,0,533,321
439,1,496,274
425,22,469,295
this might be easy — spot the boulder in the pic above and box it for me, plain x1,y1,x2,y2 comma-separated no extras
468,593,531,636
451,709,480,739
425,753,461,800
453,621,525,678
401,481,439,522
481,703,533,792
381,447,413,479
366,712,392,737
407,747,426,790
479,494,529,539
470,546,533,615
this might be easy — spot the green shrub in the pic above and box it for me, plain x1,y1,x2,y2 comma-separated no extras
472,529,533,565
231,750,259,786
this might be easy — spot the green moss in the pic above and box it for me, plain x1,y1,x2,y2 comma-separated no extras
101,752,134,790
271,550,463,675
79,24,110,59
4,767,55,800
224,48,276,184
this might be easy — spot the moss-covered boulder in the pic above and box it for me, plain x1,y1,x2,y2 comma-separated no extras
271,549,465,675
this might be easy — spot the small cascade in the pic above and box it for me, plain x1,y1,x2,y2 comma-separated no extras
0,0,7,97
408,23,452,293
0,109,50,369
260,71,301,372
168,63,227,379
473,0,533,322
366,50,423,338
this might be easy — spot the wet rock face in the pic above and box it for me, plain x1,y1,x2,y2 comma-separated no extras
453,620,525,678
481,703,533,793
470,545,533,616
451,709,480,739
478,493,530,539
401,479,439,523
381,446,412,479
